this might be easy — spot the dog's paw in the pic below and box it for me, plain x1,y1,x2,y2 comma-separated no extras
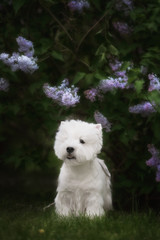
56,207,72,217
85,207,105,218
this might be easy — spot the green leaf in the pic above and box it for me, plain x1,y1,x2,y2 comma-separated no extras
134,80,144,94
94,72,106,80
13,0,27,14
11,105,20,115
112,124,123,131
73,72,86,85
85,73,95,85
100,53,106,62
38,39,52,55
95,44,106,56
51,50,64,62
148,91,160,106
108,45,119,56
120,132,129,145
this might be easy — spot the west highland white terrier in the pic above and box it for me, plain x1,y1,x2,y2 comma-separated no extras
54,120,112,217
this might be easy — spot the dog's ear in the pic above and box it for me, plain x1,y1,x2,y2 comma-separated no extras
95,124,102,131
58,121,66,130
60,121,65,126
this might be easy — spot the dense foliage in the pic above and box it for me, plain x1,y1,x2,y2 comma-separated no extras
1,0,160,209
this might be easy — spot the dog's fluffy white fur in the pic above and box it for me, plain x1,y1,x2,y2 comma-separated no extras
54,120,112,217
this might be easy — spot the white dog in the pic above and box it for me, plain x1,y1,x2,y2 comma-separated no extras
54,120,112,217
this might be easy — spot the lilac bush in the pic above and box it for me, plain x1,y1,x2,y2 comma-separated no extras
1,0,160,210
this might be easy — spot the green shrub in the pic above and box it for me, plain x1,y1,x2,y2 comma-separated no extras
1,0,160,209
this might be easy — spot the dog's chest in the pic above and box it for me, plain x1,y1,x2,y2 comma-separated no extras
57,162,101,192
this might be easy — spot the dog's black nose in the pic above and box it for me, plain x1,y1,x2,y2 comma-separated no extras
66,147,74,153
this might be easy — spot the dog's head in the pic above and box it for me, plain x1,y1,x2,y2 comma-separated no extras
54,120,102,166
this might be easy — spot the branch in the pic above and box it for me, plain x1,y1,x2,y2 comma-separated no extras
41,4,74,43
43,202,55,211
76,11,109,52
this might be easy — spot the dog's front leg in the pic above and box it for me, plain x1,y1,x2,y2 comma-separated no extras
55,191,73,216
85,192,105,218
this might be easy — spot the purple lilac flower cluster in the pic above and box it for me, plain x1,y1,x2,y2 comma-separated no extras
109,57,133,73
0,37,38,74
84,58,132,102
84,88,104,102
109,58,123,72
16,36,34,57
84,88,98,102
68,0,90,12
94,111,111,132
113,21,132,35
115,0,133,15
98,77,117,92
146,144,160,182
99,58,133,92
129,101,156,117
0,78,9,92
43,79,80,107
99,75,129,92
109,57,133,85
148,73,160,92
0,53,38,74
84,75,129,102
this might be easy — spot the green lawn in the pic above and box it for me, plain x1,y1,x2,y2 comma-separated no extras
0,197,160,240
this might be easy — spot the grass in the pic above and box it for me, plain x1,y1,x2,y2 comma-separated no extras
0,196,160,240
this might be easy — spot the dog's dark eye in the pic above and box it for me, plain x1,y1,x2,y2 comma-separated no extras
80,139,85,144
